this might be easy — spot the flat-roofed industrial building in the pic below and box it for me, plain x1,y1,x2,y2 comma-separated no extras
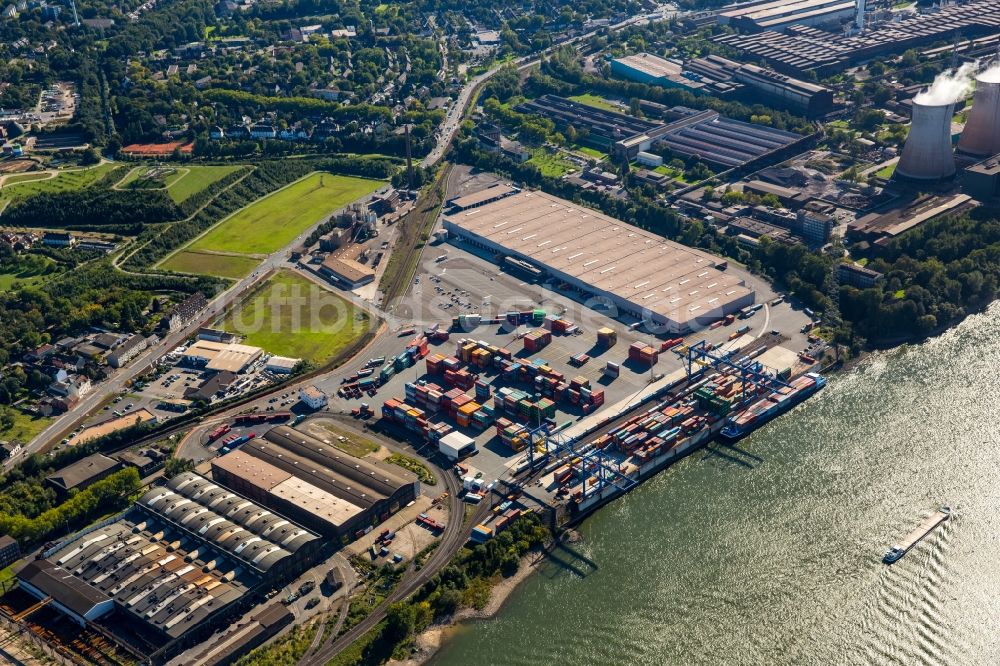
211,425,419,541
718,0,856,32
443,190,755,333
18,471,320,661
182,339,263,373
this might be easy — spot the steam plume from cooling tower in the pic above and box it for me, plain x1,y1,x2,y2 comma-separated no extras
913,62,978,105
978,60,1000,84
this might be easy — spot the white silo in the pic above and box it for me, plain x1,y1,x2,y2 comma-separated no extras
896,100,957,181
957,69,1000,157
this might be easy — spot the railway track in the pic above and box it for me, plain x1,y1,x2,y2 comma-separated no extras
301,463,468,665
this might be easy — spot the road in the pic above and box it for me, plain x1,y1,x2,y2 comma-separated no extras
420,11,660,170
22,175,388,461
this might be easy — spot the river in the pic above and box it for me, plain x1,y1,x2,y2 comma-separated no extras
431,303,1000,665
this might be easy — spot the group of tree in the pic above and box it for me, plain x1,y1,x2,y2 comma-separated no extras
378,514,549,654
0,468,141,547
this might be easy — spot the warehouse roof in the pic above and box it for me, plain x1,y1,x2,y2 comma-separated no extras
211,449,292,490
45,453,120,492
45,515,250,639
447,184,518,210
321,255,375,285
613,53,682,79
184,339,263,373
444,190,753,328
19,560,108,618
270,477,365,527
242,427,415,509
212,448,366,529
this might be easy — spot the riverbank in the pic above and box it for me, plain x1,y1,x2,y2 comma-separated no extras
391,548,549,666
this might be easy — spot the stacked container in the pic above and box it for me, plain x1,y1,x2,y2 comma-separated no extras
425,353,446,375
523,329,551,352
628,341,659,366
597,327,617,347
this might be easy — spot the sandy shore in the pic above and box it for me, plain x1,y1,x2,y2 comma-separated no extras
391,549,548,666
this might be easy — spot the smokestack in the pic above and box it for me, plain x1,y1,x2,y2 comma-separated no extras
896,100,957,181
958,69,1000,157
855,0,865,31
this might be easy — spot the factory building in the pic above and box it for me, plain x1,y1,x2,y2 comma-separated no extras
18,472,320,660
182,340,263,374
517,96,805,167
653,107,806,169
516,95,671,156
718,0,856,32
443,189,755,333
210,425,419,541
848,193,976,246
714,1,1000,75
609,53,737,96
682,55,834,116
962,154,1000,201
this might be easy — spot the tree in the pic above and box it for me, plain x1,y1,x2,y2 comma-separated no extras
80,147,101,165
164,457,195,478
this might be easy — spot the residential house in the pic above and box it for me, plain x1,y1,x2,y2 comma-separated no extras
158,291,207,332
107,334,148,368
42,232,75,247
0,535,19,569
0,440,22,461
250,123,276,139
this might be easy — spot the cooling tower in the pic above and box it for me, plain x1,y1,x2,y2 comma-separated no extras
957,71,1000,157
896,100,956,181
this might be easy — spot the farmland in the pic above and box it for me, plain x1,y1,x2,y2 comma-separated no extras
186,173,382,255
220,270,372,364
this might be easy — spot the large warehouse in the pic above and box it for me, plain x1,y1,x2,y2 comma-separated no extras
211,425,419,540
19,472,320,660
443,190,755,333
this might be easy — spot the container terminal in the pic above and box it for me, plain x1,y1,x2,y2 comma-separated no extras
883,507,951,564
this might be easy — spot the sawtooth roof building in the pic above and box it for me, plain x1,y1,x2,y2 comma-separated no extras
443,189,755,333
18,472,320,661
210,425,419,541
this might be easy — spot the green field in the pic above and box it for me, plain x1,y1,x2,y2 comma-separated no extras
0,259,61,292
529,148,576,177
875,163,897,179
574,145,608,160
1,411,52,444
117,165,243,203
3,172,50,186
0,163,119,205
188,173,382,255
221,270,371,364
159,250,260,279
569,93,621,112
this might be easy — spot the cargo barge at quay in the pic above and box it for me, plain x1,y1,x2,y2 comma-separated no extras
883,507,951,564
720,373,827,440
537,366,828,519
